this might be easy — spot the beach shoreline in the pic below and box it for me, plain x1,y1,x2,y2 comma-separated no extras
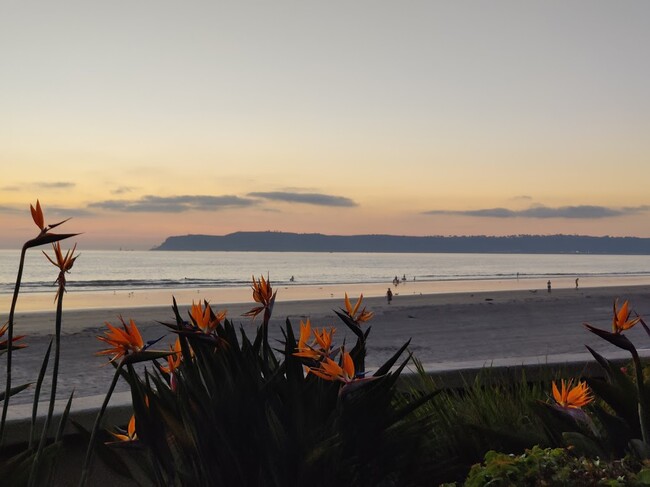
4,274,650,316
3,281,650,402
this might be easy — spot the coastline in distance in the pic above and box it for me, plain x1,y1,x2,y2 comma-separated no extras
153,231,650,255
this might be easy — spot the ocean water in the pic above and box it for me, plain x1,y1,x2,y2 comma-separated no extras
2,249,650,295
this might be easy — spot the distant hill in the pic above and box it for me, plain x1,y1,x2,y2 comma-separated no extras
152,232,650,254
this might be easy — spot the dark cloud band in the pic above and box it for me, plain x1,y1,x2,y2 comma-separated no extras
248,191,357,207
89,195,256,213
424,205,650,219
36,182,76,189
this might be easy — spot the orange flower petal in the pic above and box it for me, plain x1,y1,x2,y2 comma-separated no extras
552,379,593,409
342,352,355,379
30,200,45,230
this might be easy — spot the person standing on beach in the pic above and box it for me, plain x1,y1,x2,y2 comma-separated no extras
386,288,393,304
547,280,552,293
575,277,579,289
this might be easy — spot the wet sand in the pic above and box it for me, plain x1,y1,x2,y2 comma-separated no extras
4,274,650,315
3,282,650,404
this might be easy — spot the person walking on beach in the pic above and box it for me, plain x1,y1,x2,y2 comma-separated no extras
575,277,579,289
547,280,552,293
386,288,393,304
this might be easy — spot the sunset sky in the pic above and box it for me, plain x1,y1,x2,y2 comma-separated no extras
2,1,650,249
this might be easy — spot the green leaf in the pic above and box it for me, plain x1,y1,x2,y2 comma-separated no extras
591,404,632,457
0,382,31,402
586,345,635,392
374,339,411,377
562,431,605,458
29,339,52,448
584,324,637,353
636,468,650,484
93,435,141,482
55,390,75,443
630,439,650,460
586,377,640,434
0,449,35,481
122,350,175,365
334,310,364,340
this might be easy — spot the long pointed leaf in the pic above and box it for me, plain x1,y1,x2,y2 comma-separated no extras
334,310,364,339
374,339,411,377
29,340,53,448
388,389,440,426
0,383,31,403
122,350,175,365
55,390,75,443
585,345,634,390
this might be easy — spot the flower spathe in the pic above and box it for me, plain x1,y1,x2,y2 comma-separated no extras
344,293,373,324
612,299,641,334
96,317,144,364
30,200,45,232
28,199,74,241
552,379,593,409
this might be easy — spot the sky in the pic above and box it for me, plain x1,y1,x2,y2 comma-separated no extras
2,1,650,249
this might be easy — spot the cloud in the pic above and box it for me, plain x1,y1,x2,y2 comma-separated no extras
111,186,137,195
423,205,650,219
0,205,21,214
89,194,257,213
248,191,358,207
0,204,91,218
1,182,75,191
35,182,76,189
510,195,533,202
623,205,650,212
46,206,94,218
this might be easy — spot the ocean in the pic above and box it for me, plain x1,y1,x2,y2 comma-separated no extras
2,249,650,295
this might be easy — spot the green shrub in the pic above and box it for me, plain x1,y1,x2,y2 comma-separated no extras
400,363,557,482
85,288,440,487
459,446,650,487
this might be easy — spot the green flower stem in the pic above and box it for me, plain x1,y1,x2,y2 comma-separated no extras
0,245,27,446
358,334,366,377
79,360,123,487
43,283,64,437
29,285,65,486
262,308,270,367
632,348,649,444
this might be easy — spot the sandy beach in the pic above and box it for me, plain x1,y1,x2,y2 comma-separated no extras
3,279,650,405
